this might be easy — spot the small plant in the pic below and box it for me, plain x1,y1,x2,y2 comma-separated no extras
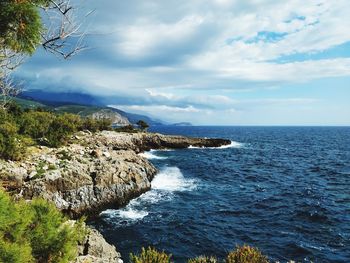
130,247,172,263
225,245,269,263
58,150,72,161
48,164,57,170
188,256,218,263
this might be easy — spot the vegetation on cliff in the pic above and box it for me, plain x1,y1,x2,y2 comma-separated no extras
130,246,269,263
0,189,84,263
0,103,112,160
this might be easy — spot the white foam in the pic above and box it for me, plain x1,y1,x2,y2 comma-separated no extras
118,209,149,220
152,167,196,191
188,140,244,149
139,150,168,160
101,208,148,220
215,141,244,149
100,166,195,224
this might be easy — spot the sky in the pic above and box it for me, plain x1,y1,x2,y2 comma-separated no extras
16,0,350,125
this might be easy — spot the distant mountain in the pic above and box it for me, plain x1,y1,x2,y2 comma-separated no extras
18,90,166,126
171,122,193,126
10,96,46,109
20,90,104,107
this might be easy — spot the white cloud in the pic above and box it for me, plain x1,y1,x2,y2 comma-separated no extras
115,105,200,113
16,0,350,125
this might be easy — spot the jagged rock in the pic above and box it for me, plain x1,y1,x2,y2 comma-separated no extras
1,131,229,217
75,227,122,263
90,109,130,127
0,131,230,262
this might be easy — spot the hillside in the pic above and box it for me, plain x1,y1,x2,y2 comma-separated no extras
18,91,166,126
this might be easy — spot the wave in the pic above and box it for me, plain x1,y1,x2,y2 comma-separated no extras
139,150,168,160
188,140,244,149
152,167,196,191
101,208,149,220
100,166,196,224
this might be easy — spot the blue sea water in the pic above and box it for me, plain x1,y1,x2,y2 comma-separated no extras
92,126,350,262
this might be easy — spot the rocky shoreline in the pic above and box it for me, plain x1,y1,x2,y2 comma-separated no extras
0,131,230,262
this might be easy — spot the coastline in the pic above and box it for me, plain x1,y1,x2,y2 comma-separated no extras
0,130,230,262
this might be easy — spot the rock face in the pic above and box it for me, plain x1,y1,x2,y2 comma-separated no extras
0,130,230,263
80,131,232,153
0,131,230,217
75,227,123,263
90,109,131,127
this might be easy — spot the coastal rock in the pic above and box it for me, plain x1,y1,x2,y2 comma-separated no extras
79,131,232,153
0,131,229,217
75,227,123,263
0,130,230,263
15,146,156,217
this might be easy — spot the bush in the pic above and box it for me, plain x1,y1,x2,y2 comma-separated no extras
0,121,33,160
46,113,82,147
188,256,218,263
225,245,269,263
130,247,172,263
29,199,84,263
19,111,54,139
0,190,33,263
114,124,138,133
82,117,112,132
0,189,84,263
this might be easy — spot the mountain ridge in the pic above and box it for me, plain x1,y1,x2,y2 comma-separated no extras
18,90,168,126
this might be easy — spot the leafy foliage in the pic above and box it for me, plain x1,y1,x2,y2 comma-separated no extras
0,189,84,263
129,246,270,263
225,245,269,263
137,120,149,131
0,103,112,160
0,0,50,54
188,256,218,263
130,247,172,263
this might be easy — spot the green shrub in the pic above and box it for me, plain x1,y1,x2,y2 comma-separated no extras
82,117,112,132
19,111,54,139
0,190,33,263
29,198,84,263
114,124,138,133
46,114,82,147
130,247,172,263
225,245,269,263
81,117,99,132
0,189,84,263
0,121,33,160
188,256,218,263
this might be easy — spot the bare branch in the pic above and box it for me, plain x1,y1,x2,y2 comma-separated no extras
0,72,22,111
40,0,92,59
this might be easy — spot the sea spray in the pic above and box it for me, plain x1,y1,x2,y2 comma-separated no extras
100,166,196,225
188,140,244,149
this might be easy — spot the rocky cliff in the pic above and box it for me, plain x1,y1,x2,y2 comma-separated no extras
0,131,230,217
75,225,123,263
90,109,131,126
0,130,230,263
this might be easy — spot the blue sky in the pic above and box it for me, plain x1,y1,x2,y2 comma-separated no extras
16,0,350,125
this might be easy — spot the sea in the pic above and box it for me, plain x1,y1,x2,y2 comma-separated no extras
91,126,350,263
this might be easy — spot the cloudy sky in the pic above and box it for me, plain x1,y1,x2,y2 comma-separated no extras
16,0,350,125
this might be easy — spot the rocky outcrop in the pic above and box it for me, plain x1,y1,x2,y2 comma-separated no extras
0,133,157,218
79,131,231,153
0,131,230,217
75,227,123,263
90,109,131,127
0,130,230,263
